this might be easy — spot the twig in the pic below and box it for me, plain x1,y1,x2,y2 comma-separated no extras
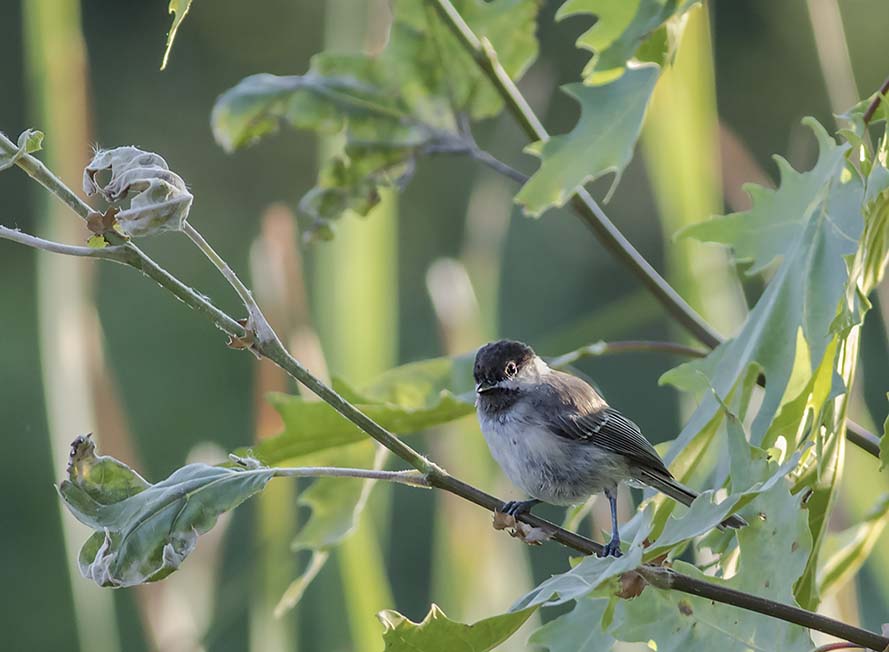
548,340,708,369
426,0,722,350
0,226,130,262
271,465,430,487
863,73,889,125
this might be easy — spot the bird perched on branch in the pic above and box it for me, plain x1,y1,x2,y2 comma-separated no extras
473,339,746,557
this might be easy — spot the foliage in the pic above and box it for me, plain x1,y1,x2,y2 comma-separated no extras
211,0,538,238
377,604,536,652
516,65,659,214
58,435,273,587
161,0,194,70
4,1,889,651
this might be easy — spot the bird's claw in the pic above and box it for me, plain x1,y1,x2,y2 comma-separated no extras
501,499,536,518
600,538,623,558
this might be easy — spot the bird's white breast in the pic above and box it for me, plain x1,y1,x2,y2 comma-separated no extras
477,402,628,505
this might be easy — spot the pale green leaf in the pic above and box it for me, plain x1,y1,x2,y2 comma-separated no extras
59,438,272,587
516,64,659,216
528,597,614,652
244,357,474,465
0,129,44,172
377,604,535,652
661,119,860,445
161,0,194,70
289,443,379,551
212,0,538,233
556,0,699,82
610,482,813,652
818,493,889,597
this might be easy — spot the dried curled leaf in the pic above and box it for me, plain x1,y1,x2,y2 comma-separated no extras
492,511,554,545
83,146,193,237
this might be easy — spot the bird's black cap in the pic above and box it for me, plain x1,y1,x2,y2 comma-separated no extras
473,340,536,385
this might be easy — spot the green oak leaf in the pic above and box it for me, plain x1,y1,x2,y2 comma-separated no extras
610,482,813,652
378,604,536,652
161,0,194,70
516,64,659,216
243,356,475,465
249,356,474,613
557,0,699,83
58,440,272,587
0,129,44,172
212,0,538,233
528,597,614,652
661,119,860,444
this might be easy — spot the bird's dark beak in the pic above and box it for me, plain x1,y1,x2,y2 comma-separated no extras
475,381,497,394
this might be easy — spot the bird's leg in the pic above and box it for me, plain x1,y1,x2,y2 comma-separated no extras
601,487,623,558
501,498,540,518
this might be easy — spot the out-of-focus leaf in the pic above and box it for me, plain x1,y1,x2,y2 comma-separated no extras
661,119,860,443
58,438,272,587
556,0,699,82
243,357,474,465
82,146,193,237
610,481,813,651
528,597,614,652
818,493,889,597
212,0,538,234
290,443,379,551
161,0,193,70
377,604,535,652
0,129,43,171
515,64,659,216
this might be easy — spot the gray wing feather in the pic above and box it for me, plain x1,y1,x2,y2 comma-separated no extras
554,408,670,476
534,371,670,476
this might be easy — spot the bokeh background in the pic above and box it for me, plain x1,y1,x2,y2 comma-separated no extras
1,1,888,651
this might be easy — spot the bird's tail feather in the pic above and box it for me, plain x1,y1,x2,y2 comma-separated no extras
634,469,747,530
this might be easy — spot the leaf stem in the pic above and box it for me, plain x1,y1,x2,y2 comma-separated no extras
0,226,129,262
182,222,259,316
0,131,93,220
426,0,722,350
270,465,430,488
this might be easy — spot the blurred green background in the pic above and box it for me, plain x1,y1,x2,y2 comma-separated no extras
1,1,888,651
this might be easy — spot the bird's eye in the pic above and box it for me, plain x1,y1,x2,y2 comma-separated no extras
505,361,517,377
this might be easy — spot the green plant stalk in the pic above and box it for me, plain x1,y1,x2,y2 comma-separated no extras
311,3,399,646
21,1,121,651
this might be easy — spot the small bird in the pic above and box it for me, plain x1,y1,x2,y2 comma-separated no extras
473,339,746,557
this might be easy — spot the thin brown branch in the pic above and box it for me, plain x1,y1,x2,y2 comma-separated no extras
863,73,889,125
426,0,722,350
